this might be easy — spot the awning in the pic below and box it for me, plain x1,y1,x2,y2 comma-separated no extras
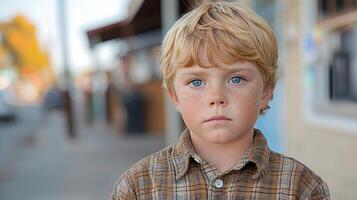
86,0,192,48
87,0,161,48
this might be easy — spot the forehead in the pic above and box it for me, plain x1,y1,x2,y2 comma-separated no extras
176,60,258,75
193,47,257,69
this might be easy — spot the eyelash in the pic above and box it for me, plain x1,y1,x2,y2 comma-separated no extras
188,79,205,87
187,76,246,87
228,76,246,84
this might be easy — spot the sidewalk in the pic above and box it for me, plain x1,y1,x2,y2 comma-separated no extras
0,105,43,174
0,110,165,200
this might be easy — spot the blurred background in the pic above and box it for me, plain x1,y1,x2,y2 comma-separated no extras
0,0,356,199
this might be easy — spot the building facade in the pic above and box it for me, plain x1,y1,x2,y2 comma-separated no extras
281,0,357,199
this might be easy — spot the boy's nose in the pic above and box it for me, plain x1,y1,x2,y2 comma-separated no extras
208,91,228,107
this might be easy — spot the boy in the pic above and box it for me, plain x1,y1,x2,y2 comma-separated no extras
110,1,330,199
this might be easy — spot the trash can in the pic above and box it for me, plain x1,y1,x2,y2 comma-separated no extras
120,90,147,134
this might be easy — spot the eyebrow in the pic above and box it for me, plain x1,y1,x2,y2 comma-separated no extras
225,67,255,74
179,70,208,77
179,67,254,76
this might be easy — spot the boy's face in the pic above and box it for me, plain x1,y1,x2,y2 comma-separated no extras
169,58,273,145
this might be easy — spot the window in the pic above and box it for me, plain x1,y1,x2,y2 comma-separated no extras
328,26,357,102
316,0,357,105
302,0,357,132
318,0,357,19
313,0,357,108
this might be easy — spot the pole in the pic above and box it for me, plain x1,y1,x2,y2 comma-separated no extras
58,0,76,139
161,0,181,145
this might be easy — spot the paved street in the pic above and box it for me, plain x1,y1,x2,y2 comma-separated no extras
0,105,43,175
0,108,165,200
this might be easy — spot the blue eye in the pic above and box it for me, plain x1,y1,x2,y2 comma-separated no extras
189,79,204,87
230,76,242,84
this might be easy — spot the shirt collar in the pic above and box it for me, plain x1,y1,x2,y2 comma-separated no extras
172,129,196,180
248,129,271,180
172,129,270,180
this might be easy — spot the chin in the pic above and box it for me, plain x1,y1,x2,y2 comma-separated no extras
206,129,240,144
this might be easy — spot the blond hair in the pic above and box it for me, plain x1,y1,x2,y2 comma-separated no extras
160,0,278,91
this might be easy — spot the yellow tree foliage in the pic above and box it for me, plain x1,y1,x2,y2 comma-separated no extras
0,15,50,75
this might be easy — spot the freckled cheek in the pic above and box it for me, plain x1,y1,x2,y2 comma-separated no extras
176,88,205,121
178,88,203,106
176,92,200,128
228,88,262,111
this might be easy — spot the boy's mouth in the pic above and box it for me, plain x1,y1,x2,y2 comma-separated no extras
204,115,232,122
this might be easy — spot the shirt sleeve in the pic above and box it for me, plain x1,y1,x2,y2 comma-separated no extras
309,181,331,200
110,175,136,200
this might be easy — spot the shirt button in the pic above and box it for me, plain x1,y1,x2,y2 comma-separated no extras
214,178,224,189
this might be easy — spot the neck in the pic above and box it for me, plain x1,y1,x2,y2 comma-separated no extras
190,129,254,174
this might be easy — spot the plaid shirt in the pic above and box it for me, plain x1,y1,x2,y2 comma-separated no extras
111,129,330,200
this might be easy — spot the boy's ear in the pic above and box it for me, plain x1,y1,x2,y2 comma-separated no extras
260,85,274,110
168,88,181,113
